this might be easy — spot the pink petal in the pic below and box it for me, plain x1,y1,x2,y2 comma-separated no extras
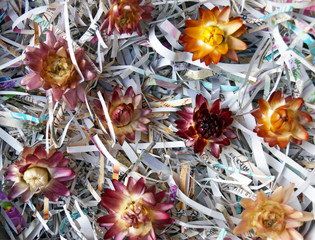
112,179,129,195
288,228,304,240
155,202,174,211
21,190,34,203
20,72,38,85
223,128,237,139
104,189,126,200
113,231,128,240
123,87,134,104
33,146,47,159
132,177,146,196
50,167,74,179
48,151,64,167
45,31,57,48
97,213,118,227
63,89,78,110
210,99,221,114
209,142,221,158
154,190,166,203
41,188,59,202
52,88,65,101
76,83,86,102
127,177,136,192
142,192,156,205
44,180,70,201
7,182,29,200
104,221,126,239
150,210,171,221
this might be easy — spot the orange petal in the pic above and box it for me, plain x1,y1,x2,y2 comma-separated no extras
209,49,221,64
184,39,204,52
210,6,220,18
291,123,309,141
258,98,270,116
217,6,230,23
299,211,314,221
282,183,294,204
288,98,303,111
224,49,239,62
277,135,291,149
184,27,205,39
227,36,247,50
240,198,255,208
185,19,201,28
297,111,312,125
232,24,247,37
287,211,304,220
285,219,303,228
216,42,228,54
288,228,304,240
269,91,284,109
270,186,284,202
256,189,267,202
220,19,243,36
200,9,217,25
233,220,251,235
279,230,292,240
192,44,214,60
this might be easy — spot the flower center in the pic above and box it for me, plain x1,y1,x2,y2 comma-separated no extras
44,53,74,87
121,201,150,228
111,103,133,127
202,26,224,46
270,109,293,133
253,200,286,235
23,167,49,192
195,110,222,139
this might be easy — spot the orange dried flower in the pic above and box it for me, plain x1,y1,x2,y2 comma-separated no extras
251,91,312,148
234,184,314,240
182,6,247,65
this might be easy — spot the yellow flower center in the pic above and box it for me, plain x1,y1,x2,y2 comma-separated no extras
121,200,150,229
202,26,224,46
44,53,74,88
23,167,50,192
253,200,286,238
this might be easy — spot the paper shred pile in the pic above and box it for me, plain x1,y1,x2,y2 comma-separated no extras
0,0,314,239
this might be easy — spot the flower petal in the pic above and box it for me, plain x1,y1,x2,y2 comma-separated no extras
217,6,230,23
132,177,146,196
112,179,129,195
258,98,270,116
221,19,244,36
150,210,171,221
50,167,74,179
104,221,126,239
233,220,251,235
7,182,29,200
209,142,221,158
33,146,47,159
227,36,247,50
194,137,208,155
97,213,118,227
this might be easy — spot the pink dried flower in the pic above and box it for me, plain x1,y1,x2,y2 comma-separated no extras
93,86,151,145
97,177,174,240
100,0,154,35
21,31,95,110
5,145,76,203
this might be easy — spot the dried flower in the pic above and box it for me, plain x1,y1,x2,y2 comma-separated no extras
5,145,75,203
21,31,95,110
97,177,174,240
251,91,312,148
100,0,154,35
93,86,151,145
234,183,314,240
175,95,237,158
182,6,247,65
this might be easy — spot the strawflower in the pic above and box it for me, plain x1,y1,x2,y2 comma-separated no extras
100,0,154,35
5,145,75,203
93,86,151,145
97,177,174,240
182,6,247,65
175,94,237,158
251,90,312,148
234,183,314,240
21,31,95,110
